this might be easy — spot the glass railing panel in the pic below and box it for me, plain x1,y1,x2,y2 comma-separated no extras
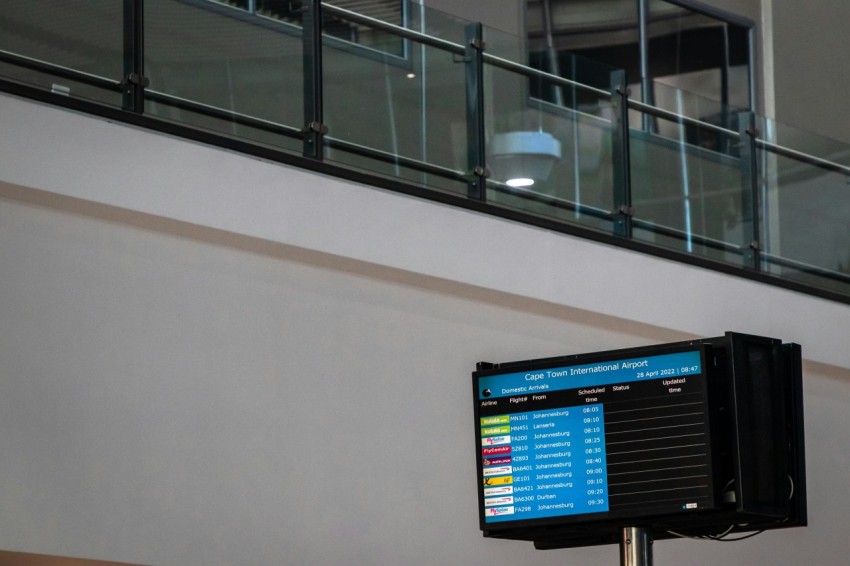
319,0,408,57
4,1,850,303
483,40,620,232
756,116,850,294
636,79,742,148
629,81,749,266
0,0,124,107
319,3,468,195
246,1,412,56
646,0,751,114
411,2,476,46
144,0,304,153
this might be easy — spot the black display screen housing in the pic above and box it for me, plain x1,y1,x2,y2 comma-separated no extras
472,332,806,549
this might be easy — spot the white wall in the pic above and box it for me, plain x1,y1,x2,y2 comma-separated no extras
1,93,850,565
772,2,850,144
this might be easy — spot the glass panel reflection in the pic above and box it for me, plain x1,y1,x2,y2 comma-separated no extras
647,0,751,113
485,39,618,232
526,0,640,91
631,82,747,265
144,0,304,153
320,3,468,195
0,0,123,106
758,117,850,294
526,1,752,115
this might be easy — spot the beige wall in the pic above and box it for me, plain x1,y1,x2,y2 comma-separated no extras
1,92,850,564
772,2,850,143
2,183,849,566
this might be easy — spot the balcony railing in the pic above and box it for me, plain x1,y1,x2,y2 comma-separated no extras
2,0,850,302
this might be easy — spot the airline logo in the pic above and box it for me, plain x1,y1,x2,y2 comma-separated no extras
482,446,511,456
483,475,513,487
484,496,514,507
483,465,512,477
481,425,511,436
482,435,510,446
484,506,515,517
482,456,511,467
483,485,513,497
480,415,510,426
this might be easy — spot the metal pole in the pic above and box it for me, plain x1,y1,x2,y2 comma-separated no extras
610,68,633,239
637,0,652,131
541,0,563,106
620,526,653,566
738,111,761,270
122,0,145,114
464,22,487,201
302,0,326,159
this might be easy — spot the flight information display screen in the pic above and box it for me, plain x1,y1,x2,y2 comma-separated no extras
473,346,717,529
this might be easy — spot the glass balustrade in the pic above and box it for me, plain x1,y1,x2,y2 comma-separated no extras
144,0,305,154
482,40,620,233
756,117,850,294
0,0,124,107
629,80,749,266
320,3,469,194
1,0,849,301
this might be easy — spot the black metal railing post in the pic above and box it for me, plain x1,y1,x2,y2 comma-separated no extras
122,0,147,113
739,111,762,270
302,0,327,159
464,22,487,201
610,69,633,238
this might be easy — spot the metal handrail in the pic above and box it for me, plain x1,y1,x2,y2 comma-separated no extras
324,136,467,182
322,3,464,55
146,90,304,138
630,219,746,256
0,49,123,92
482,52,611,97
489,183,615,221
324,3,612,97
762,252,850,285
627,98,740,139
755,138,850,177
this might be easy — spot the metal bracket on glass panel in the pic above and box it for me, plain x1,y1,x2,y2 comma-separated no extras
120,73,150,89
465,165,490,190
302,121,329,155
453,38,486,63
120,72,149,114
303,121,328,135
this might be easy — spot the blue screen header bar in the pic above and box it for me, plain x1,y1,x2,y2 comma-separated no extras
478,350,702,400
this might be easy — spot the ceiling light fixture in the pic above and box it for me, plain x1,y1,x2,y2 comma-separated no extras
488,130,562,188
